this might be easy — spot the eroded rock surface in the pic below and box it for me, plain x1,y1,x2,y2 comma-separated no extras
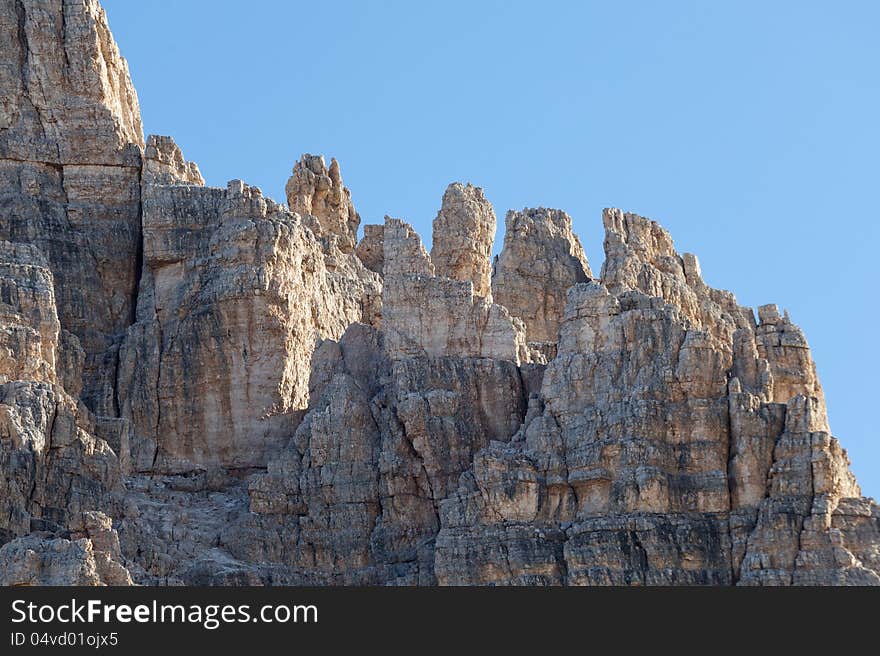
492,208,592,346
0,531,130,586
143,134,203,186
356,224,384,275
0,0,876,587
0,0,144,414
0,238,131,583
434,212,877,586
117,174,381,472
431,183,495,300
285,154,360,253
382,217,528,363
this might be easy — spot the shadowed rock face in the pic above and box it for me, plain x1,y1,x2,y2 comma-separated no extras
0,0,144,416
0,240,124,572
0,0,876,586
355,224,384,275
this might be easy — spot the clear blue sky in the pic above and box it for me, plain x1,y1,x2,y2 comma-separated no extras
103,1,878,499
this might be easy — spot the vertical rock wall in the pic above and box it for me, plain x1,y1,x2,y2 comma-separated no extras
0,0,876,586
0,0,144,413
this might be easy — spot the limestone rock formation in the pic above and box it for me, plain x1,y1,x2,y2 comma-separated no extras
0,533,130,586
433,211,878,586
0,238,129,585
382,217,528,363
0,0,876,587
0,0,144,415
285,154,360,253
492,208,592,348
0,0,143,161
143,134,204,186
356,224,384,275
117,174,381,472
0,241,60,385
431,183,496,300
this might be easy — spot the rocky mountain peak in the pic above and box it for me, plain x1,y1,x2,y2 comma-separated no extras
285,152,360,253
0,0,876,586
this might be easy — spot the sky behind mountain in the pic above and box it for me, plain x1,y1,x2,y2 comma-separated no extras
103,0,879,498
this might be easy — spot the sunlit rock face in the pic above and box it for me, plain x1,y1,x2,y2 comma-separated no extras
0,0,876,586
116,168,381,473
431,182,496,301
492,207,592,359
381,216,528,364
286,154,361,254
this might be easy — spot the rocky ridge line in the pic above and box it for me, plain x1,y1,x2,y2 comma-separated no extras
0,0,876,585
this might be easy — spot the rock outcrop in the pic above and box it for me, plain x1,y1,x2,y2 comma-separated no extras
142,134,203,186
0,0,144,415
382,217,528,363
431,183,495,300
0,531,130,586
0,0,876,587
492,208,592,348
0,241,60,386
0,238,130,583
285,154,360,253
356,224,384,275
117,171,381,472
432,211,878,586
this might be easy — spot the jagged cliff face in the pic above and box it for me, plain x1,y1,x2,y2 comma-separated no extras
0,0,877,586
0,0,144,418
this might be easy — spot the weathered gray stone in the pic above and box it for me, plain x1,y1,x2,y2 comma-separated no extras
0,1,876,588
